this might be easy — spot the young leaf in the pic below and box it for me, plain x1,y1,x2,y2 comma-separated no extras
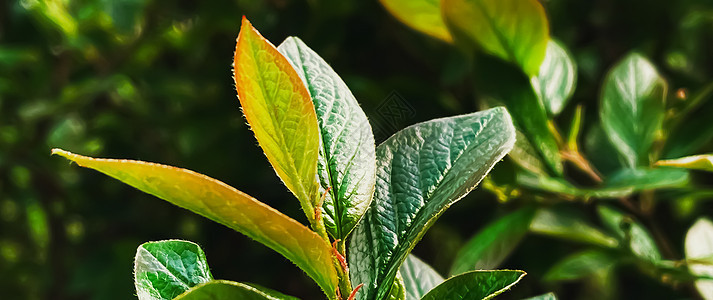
523,292,558,300
379,0,452,42
277,37,376,240
600,53,667,168
421,270,526,300
685,218,713,299
656,154,713,172
387,273,407,300
348,107,516,300
442,0,549,76
529,207,618,248
508,129,549,175
543,250,618,281
134,240,213,300
175,280,299,300
450,207,536,275
597,205,662,262
400,255,444,300
233,17,321,223
531,40,577,116
51,149,338,299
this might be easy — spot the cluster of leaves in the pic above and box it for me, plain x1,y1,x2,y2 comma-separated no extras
52,17,558,300
381,0,713,298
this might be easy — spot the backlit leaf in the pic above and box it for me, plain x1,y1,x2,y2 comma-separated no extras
600,53,667,168
52,149,338,299
685,218,713,300
348,107,516,300
176,280,299,300
531,40,577,115
597,205,661,262
134,240,212,300
400,255,444,300
442,0,549,75
277,37,376,240
421,270,526,300
656,155,713,172
380,0,452,42
233,17,321,223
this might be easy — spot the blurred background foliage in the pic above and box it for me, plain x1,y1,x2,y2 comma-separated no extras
1,0,712,299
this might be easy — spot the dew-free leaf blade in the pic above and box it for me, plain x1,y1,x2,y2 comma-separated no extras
597,205,661,262
442,0,549,76
277,37,376,240
233,17,321,223
51,149,338,299
656,155,713,172
523,292,558,300
348,107,516,300
400,255,444,300
134,240,213,300
531,40,577,116
529,207,618,248
450,207,535,275
421,270,526,300
685,218,713,299
175,280,299,300
600,53,667,168
544,250,618,282
380,0,452,42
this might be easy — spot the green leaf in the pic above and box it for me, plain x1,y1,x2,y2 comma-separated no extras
379,0,452,42
348,107,516,300
400,255,444,300
175,280,299,300
656,154,713,172
421,270,526,300
450,207,535,275
442,0,549,76
529,207,619,248
600,53,667,168
51,149,338,299
508,129,548,175
597,205,661,262
544,250,618,282
523,292,558,300
685,218,713,300
134,240,213,300
531,40,577,116
233,17,321,224
387,273,407,300
277,37,376,240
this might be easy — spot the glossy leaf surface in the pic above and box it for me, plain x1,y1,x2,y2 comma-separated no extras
400,255,444,300
380,0,452,42
531,40,577,115
600,53,667,168
176,280,298,300
134,240,212,300
524,293,558,300
442,0,549,75
451,207,535,275
544,250,618,281
348,108,516,300
277,37,376,240
52,149,338,298
598,205,661,262
233,17,321,220
685,218,713,299
421,270,525,300
656,155,713,172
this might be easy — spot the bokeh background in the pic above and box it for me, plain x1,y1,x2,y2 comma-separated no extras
1,0,712,299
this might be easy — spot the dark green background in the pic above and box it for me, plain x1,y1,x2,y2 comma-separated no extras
1,0,712,299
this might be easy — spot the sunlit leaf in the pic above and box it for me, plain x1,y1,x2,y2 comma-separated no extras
52,149,338,299
544,250,618,281
379,0,452,42
685,218,713,300
656,154,713,172
597,205,661,262
348,108,516,300
600,53,667,168
277,37,376,240
387,273,406,300
421,270,526,300
134,240,212,300
442,0,549,75
523,292,558,300
400,255,444,300
450,207,535,275
529,207,618,248
175,280,298,300
233,17,321,224
531,40,577,115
